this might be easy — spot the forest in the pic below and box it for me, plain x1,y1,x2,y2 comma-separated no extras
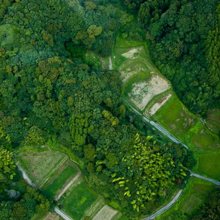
0,0,220,219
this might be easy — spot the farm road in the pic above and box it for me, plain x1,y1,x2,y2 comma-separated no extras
123,99,220,219
124,99,188,148
142,190,183,220
190,172,220,186
55,207,73,220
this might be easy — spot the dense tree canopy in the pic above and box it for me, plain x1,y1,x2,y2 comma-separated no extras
0,0,207,219
138,0,220,116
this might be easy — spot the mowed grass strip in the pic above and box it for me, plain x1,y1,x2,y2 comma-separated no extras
153,94,196,140
42,164,78,199
157,177,215,220
61,182,97,220
197,151,220,181
17,151,67,186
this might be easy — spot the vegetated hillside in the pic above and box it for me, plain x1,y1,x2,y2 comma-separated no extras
0,130,50,220
137,0,220,116
0,0,194,219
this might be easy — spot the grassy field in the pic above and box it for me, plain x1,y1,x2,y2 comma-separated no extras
153,95,196,140
42,164,78,199
206,109,220,134
196,151,220,181
61,182,98,220
187,123,220,151
17,150,68,187
113,45,156,84
156,177,215,220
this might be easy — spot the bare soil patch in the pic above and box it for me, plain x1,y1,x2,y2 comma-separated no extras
129,74,170,110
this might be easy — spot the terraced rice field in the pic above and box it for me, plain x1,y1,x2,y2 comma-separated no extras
17,147,123,220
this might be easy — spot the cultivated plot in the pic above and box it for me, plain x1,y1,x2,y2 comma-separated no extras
197,151,220,181
60,182,98,220
17,150,68,187
124,73,170,111
153,95,196,140
145,93,172,116
113,45,155,84
93,205,118,220
42,162,78,199
206,109,220,134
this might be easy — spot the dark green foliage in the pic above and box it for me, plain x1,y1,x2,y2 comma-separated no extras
190,188,220,219
138,0,220,115
0,0,198,218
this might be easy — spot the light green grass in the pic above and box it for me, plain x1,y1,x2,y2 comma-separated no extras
42,164,78,199
157,177,215,220
154,94,196,140
17,150,67,186
115,34,148,48
61,182,97,220
192,127,220,151
197,151,220,181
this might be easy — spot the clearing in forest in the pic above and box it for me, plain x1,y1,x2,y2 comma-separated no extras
113,45,155,84
126,74,170,111
17,150,68,187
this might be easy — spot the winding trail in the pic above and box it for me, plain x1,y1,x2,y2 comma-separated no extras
142,190,183,220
